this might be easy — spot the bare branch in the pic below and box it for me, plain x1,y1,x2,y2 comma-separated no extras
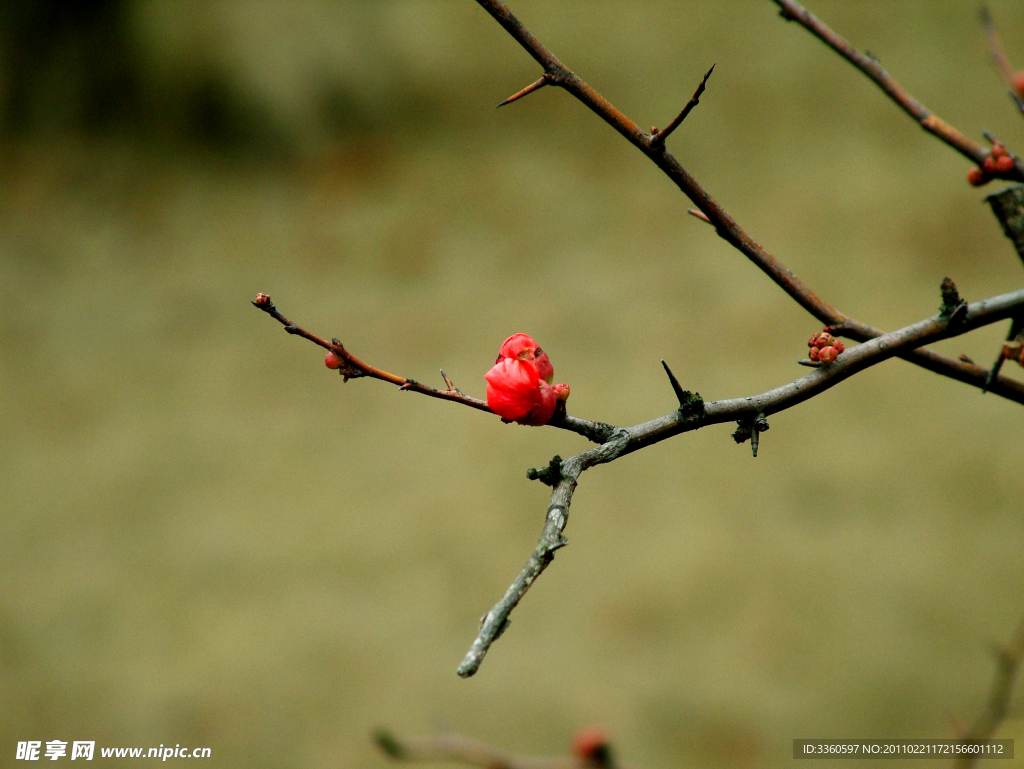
980,4,1018,88
458,429,629,677
954,613,1024,768
252,293,620,444
472,0,1024,405
773,0,1020,176
650,64,715,146
374,729,630,769
458,286,1024,674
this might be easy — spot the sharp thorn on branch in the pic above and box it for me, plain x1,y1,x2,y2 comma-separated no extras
660,360,687,404
496,75,549,108
687,208,712,224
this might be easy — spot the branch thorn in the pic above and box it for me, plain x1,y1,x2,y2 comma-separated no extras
687,208,712,224
661,360,704,419
496,75,549,108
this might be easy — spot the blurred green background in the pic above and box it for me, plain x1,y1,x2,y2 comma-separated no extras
2,2,1023,767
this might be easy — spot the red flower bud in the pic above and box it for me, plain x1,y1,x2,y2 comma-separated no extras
325,351,343,369
996,155,1015,173
486,334,569,425
984,155,999,173
485,358,568,425
572,727,611,766
832,339,845,354
818,345,838,363
992,144,1008,158
497,333,554,383
808,333,821,348
809,347,820,361
967,167,986,186
816,333,833,348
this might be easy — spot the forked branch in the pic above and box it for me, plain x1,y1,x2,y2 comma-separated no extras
473,0,1024,404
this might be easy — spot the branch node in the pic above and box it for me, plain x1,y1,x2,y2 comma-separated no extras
527,455,563,487
496,75,550,108
985,184,1024,267
399,379,418,391
733,413,770,457
660,360,705,420
939,277,968,326
284,325,299,335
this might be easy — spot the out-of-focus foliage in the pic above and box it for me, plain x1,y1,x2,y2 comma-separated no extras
1,3,1023,768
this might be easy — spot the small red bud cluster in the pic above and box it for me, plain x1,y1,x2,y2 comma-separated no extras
968,143,1014,186
808,329,844,364
1004,339,1024,367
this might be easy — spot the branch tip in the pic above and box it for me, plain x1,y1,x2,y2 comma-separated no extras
496,75,549,108
650,63,715,146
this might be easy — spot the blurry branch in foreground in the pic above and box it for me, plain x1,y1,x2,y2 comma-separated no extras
954,614,1024,769
374,727,630,769
256,0,1024,677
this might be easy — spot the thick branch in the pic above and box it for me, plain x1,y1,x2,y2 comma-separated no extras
473,0,1024,404
773,0,1024,178
458,287,1024,674
954,613,1024,769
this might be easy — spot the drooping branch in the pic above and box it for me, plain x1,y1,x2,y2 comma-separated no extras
472,0,1024,405
954,613,1024,769
457,285,1024,675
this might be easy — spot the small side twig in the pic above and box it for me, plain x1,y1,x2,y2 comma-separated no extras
649,64,715,147
980,4,1017,86
953,613,1024,769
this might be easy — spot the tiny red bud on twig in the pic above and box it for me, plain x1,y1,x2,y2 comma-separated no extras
325,351,343,369
995,155,1015,173
967,167,986,186
983,155,999,173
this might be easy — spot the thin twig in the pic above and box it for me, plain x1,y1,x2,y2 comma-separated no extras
472,0,1024,404
650,64,715,146
773,0,1012,174
980,4,1017,87
458,286,1024,675
954,613,1024,769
